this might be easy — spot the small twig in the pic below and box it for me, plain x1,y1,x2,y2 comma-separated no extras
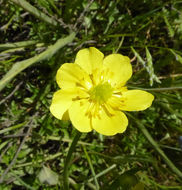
171,6,181,14
74,0,94,30
130,56,136,62
57,18,73,30
3,134,26,138
0,114,37,183
74,40,97,51
20,12,29,18
158,73,182,79
39,5,72,30
0,82,23,105
115,36,125,53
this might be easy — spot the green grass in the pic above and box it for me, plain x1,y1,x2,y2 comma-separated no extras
1,0,182,189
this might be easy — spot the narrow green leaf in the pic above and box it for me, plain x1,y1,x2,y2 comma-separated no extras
170,49,182,64
163,8,174,38
145,47,161,86
0,140,11,151
127,113,182,179
0,41,37,51
131,46,146,67
0,122,26,135
131,46,160,86
10,0,58,26
82,145,99,189
0,32,76,92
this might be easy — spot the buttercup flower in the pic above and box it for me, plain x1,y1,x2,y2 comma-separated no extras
50,47,154,136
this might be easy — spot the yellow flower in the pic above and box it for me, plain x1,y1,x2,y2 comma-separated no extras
50,47,154,136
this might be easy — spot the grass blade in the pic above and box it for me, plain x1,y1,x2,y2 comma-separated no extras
0,32,75,92
0,41,38,51
10,0,58,26
127,113,182,179
170,49,182,64
83,145,100,189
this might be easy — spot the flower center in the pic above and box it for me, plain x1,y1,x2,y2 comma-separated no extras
89,82,113,104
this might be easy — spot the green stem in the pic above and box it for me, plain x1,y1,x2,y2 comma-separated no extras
88,164,116,183
15,152,63,168
127,113,182,179
82,145,100,189
63,130,82,190
47,136,106,147
128,86,182,91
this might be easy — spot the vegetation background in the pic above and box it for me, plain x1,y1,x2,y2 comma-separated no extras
1,0,182,189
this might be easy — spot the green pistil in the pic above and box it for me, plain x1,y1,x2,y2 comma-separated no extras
90,82,113,103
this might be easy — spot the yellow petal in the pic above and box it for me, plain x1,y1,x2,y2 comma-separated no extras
69,100,92,132
120,90,154,111
103,54,132,87
56,63,92,90
75,47,104,75
92,108,128,136
50,90,75,120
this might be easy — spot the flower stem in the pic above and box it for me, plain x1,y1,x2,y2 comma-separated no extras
63,130,82,190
